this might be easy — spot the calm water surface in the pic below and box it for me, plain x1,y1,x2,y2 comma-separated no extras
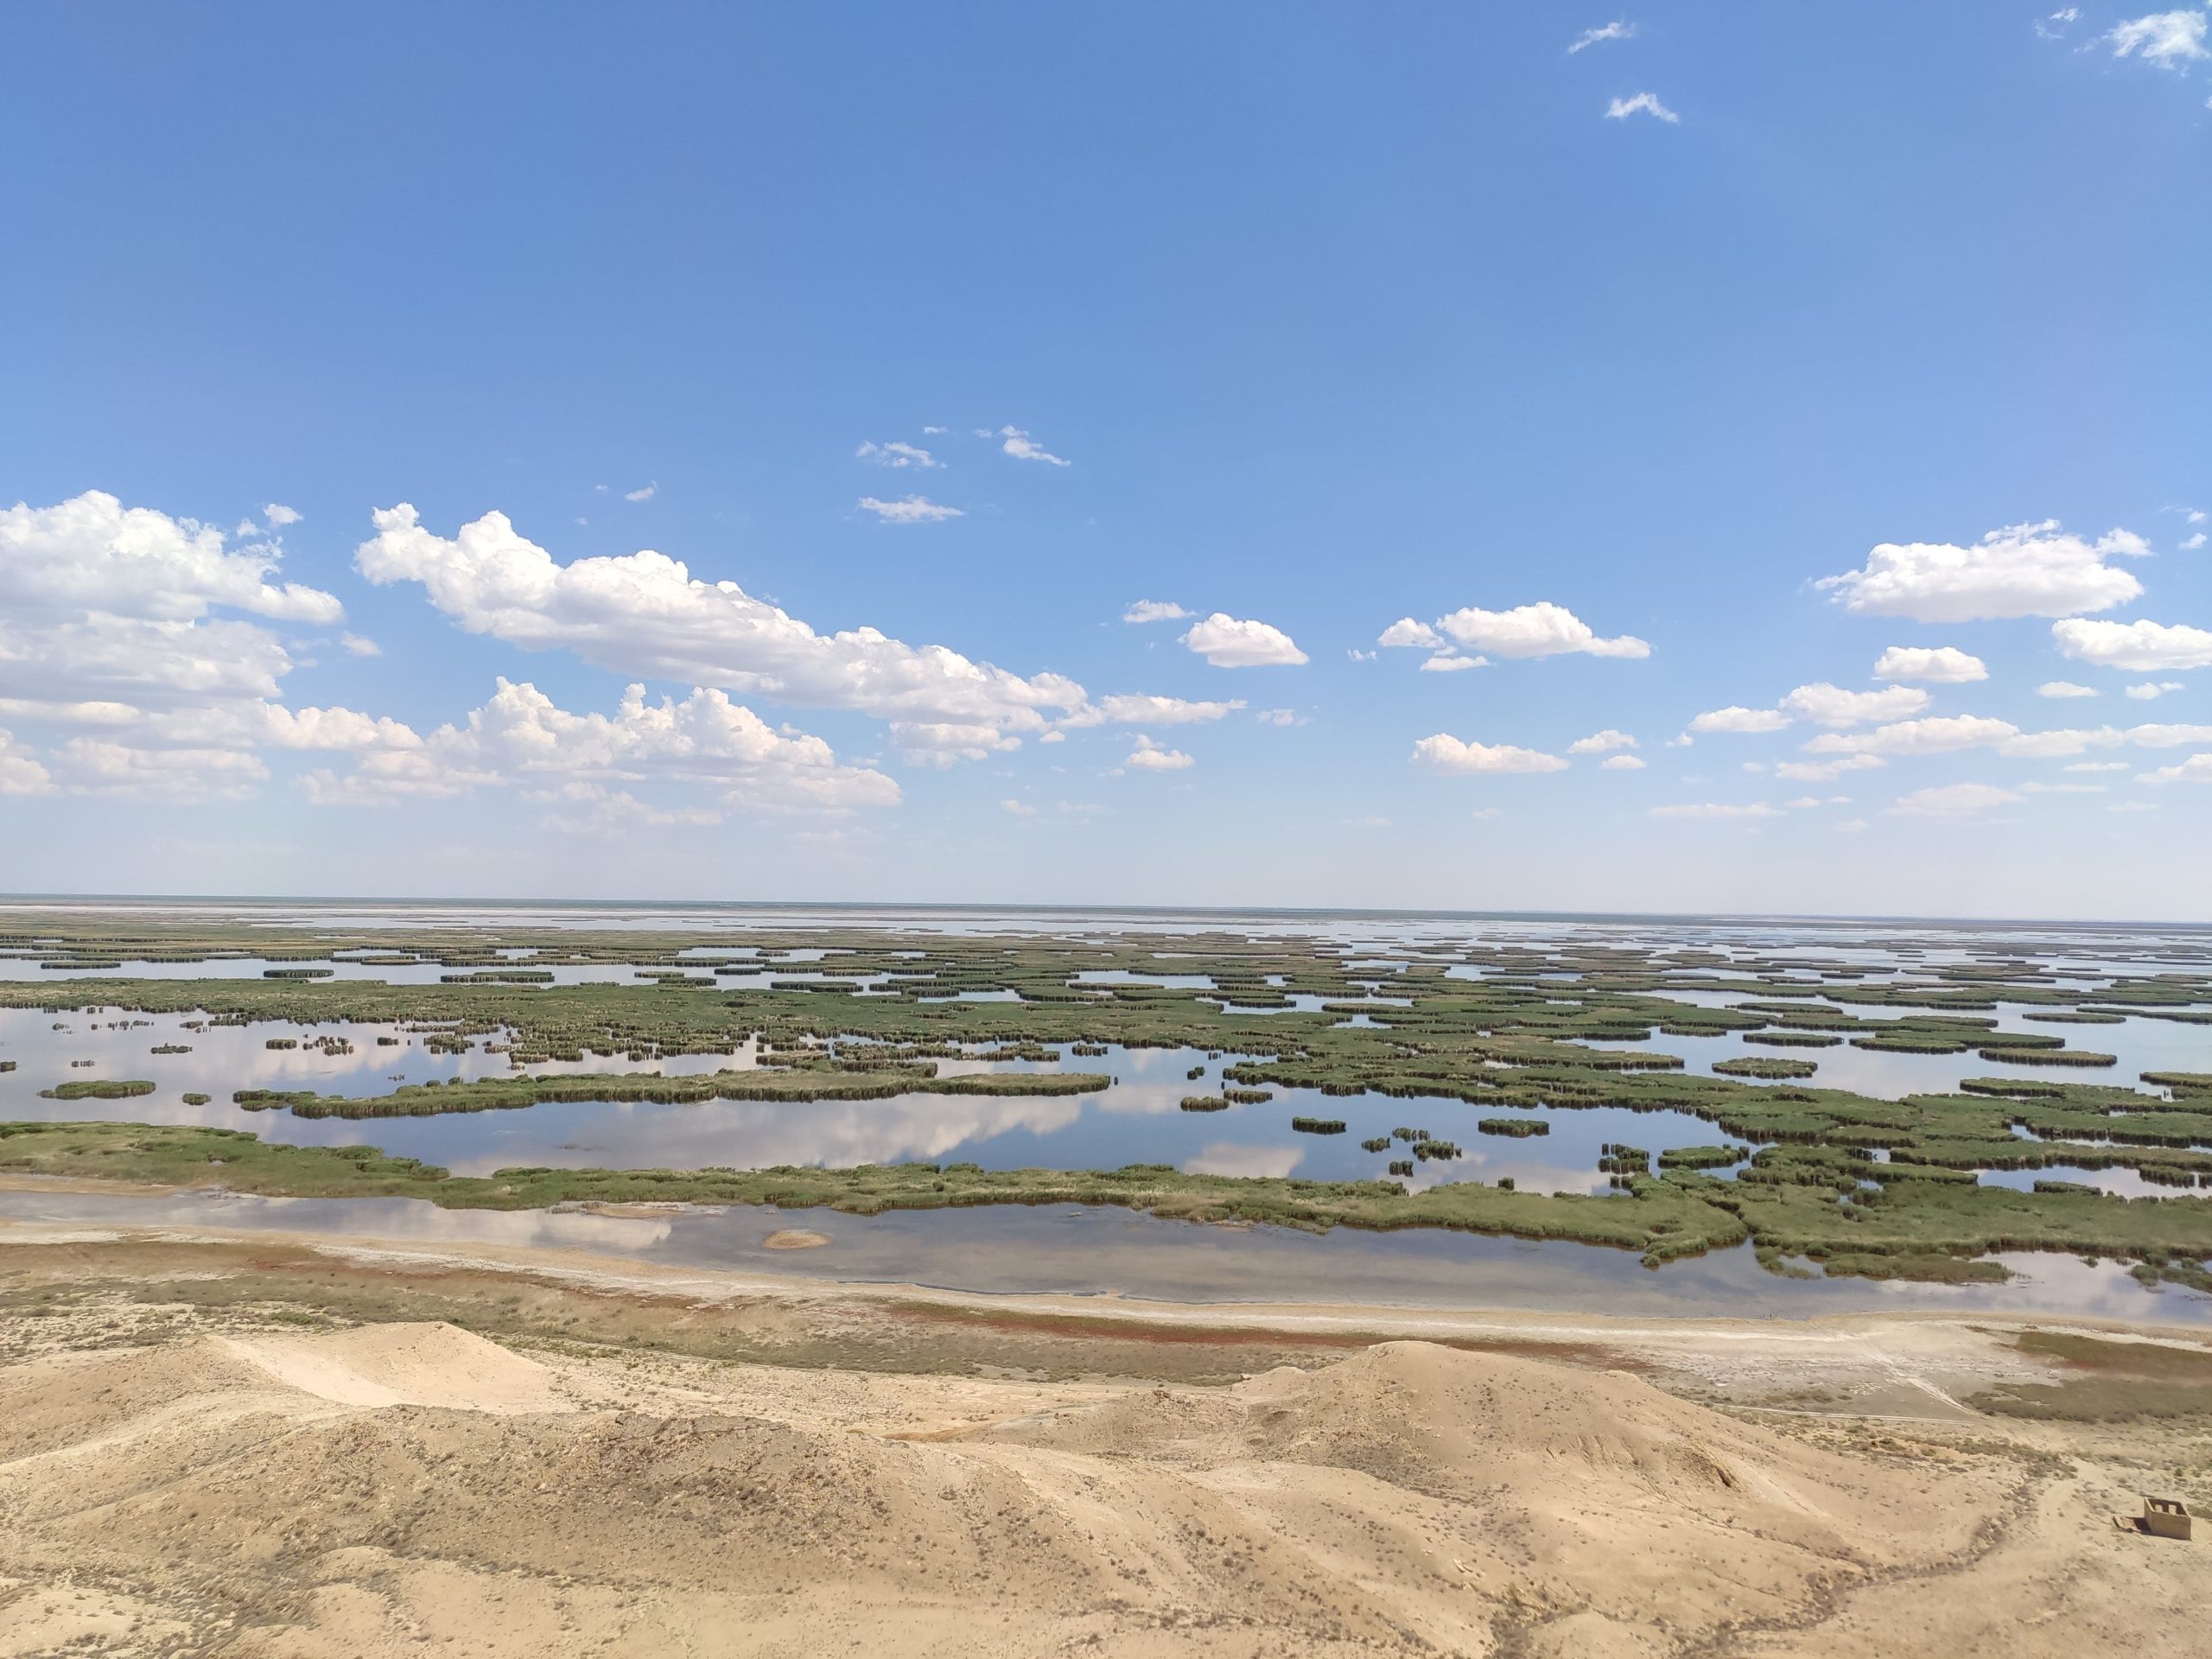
2,1187,2203,1324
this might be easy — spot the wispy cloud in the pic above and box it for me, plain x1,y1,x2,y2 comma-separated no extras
625,482,658,502
2106,10,2209,65
995,425,1069,466
1889,783,2023,817
856,440,939,469
1568,20,1636,53
1122,599,1190,624
857,495,963,524
1649,802,1781,820
1605,92,1679,124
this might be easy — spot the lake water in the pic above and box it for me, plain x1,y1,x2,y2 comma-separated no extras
2,903,2206,1300
0,1008,1732,1188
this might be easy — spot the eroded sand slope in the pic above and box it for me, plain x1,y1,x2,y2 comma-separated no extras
0,1309,2202,1659
0,1319,2199,1657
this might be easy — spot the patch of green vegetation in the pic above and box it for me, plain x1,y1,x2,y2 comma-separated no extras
0,1121,1751,1267
226,1064,1109,1120
1656,1144,1746,1170
1808,1252,2010,1284
1978,1047,2115,1067
1713,1056,1818,1079
36,1079,156,1101
1969,1329,2212,1420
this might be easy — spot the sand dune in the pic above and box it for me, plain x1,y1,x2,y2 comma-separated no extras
215,1323,568,1414
0,1311,2203,1656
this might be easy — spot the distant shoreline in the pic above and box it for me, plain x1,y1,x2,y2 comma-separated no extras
3,893,2206,931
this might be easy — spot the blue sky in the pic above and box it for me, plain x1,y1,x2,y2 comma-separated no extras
2,3,2206,918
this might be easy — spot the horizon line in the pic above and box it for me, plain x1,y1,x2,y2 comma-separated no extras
0,892,2203,933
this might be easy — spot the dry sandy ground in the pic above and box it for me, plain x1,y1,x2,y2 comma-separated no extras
0,1224,2208,1657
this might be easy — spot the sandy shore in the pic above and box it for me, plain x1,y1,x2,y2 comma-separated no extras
3,1207,2208,1656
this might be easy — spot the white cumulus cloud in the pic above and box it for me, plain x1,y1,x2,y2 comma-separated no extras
2052,617,2212,671
2126,723,2212,747
1872,645,1986,683
1180,613,1308,667
1377,618,1441,649
1689,706,1790,734
354,505,1084,748
3,490,342,627
1816,521,2147,622
2037,681,2099,699
1567,729,1638,754
0,491,344,715
2138,753,2212,785
1777,683,1930,728
0,729,54,796
306,678,896,813
1092,694,1245,725
1386,601,1649,660
1123,734,1194,772
1411,735,1569,774
1802,715,2022,757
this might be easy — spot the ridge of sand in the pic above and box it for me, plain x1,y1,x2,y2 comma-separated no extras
2,1232,2205,1656
213,1321,568,1414
0,1321,2084,1658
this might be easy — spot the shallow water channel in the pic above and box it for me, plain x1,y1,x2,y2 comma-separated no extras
3,1186,2205,1325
